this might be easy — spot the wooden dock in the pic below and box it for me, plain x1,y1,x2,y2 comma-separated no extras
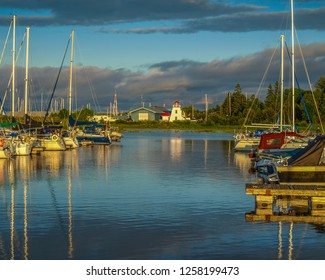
246,183,325,197
246,183,325,223
246,213,325,223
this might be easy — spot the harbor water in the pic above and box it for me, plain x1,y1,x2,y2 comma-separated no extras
0,131,325,260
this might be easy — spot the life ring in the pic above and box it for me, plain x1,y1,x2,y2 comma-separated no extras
51,134,59,141
0,138,4,147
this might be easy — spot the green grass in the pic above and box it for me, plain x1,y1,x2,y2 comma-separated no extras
113,120,238,133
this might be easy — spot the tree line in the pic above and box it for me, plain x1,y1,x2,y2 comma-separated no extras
183,76,325,130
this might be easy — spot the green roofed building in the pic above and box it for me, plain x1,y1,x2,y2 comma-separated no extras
129,106,165,122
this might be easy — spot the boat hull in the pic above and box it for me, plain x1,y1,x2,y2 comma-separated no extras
76,135,111,145
276,166,325,186
234,138,260,152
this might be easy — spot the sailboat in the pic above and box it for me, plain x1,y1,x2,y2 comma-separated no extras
63,30,79,149
0,16,33,156
63,30,111,146
13,25,33,156
251,0,325,183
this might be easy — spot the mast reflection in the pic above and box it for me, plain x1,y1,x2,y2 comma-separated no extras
246,193,325,259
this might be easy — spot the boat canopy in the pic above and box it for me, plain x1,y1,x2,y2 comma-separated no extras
258,132,304,150
287,135,325,166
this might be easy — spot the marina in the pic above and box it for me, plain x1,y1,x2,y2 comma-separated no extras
0,1,324,267
1,131,325,260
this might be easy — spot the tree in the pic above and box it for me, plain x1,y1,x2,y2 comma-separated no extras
72,108,94,121
315,76,325,92
263,82,280,123
58,109,69,119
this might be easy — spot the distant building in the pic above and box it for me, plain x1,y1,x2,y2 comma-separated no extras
92,114,110,122
169,101,189,122
161,111,171,121
129,106,165,121
128,102,189,122
91,114,127,123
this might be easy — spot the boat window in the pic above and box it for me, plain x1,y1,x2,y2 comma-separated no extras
266,138,281,146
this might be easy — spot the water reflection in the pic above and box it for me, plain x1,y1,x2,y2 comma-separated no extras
246,195,325,223
1,132,325,259
0,150,81,259
246,194,325,259
0,144,128,259
169,138,183,161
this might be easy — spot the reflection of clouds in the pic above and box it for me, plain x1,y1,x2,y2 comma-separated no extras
170,138,183,161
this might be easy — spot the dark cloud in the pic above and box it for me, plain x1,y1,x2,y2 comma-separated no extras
100,7,325,34
0,0,261,27
2,42,324,112
0,1,323,33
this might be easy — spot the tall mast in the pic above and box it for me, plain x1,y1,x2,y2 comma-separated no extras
68,29,75,116
113,90,118,116
291,0,295,132
24,27,30,115
12,15,16,118
280,35,285,132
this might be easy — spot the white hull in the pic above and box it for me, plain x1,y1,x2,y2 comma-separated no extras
35,135,66,151
0,148,11,159
109,131,123,142
64,136,79,149
234,138,260,152
15,141,32,156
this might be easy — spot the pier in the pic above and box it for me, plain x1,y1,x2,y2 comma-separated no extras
245,183,325,223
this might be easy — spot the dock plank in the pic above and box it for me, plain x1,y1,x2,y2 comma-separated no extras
246,183,325,197
246,213,325,223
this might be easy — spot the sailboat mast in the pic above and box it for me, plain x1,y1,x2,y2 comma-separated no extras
24,27,30,115
291,0,295,132
280,35,285,132
69,29,75,116
12,15,16,118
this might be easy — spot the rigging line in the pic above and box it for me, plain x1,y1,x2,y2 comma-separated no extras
285,42,312,128
295,32,324,134
242,42,279,129
0,31,27,118
74,38,100,111
0,20,12,66
43,37,71,124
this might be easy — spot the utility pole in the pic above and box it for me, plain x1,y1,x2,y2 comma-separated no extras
205,94,208,123
228,92,231,116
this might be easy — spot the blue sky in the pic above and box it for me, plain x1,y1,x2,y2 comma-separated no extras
0,0,325,112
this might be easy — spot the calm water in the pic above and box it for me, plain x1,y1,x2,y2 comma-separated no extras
0,130,325,260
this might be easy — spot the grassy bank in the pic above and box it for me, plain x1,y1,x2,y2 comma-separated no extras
113,120,238,133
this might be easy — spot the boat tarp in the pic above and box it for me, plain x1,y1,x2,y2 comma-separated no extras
11,115,61,130
287,135,325,166
0,122,18,128
68,115,97,127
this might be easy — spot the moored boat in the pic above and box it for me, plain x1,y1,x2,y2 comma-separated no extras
255,135,325,185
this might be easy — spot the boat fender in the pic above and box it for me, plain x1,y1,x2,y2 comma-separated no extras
51,134,59,141
0,138,4,147
248,151,256,158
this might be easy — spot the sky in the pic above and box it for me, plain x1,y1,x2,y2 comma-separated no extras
0,0,325,113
